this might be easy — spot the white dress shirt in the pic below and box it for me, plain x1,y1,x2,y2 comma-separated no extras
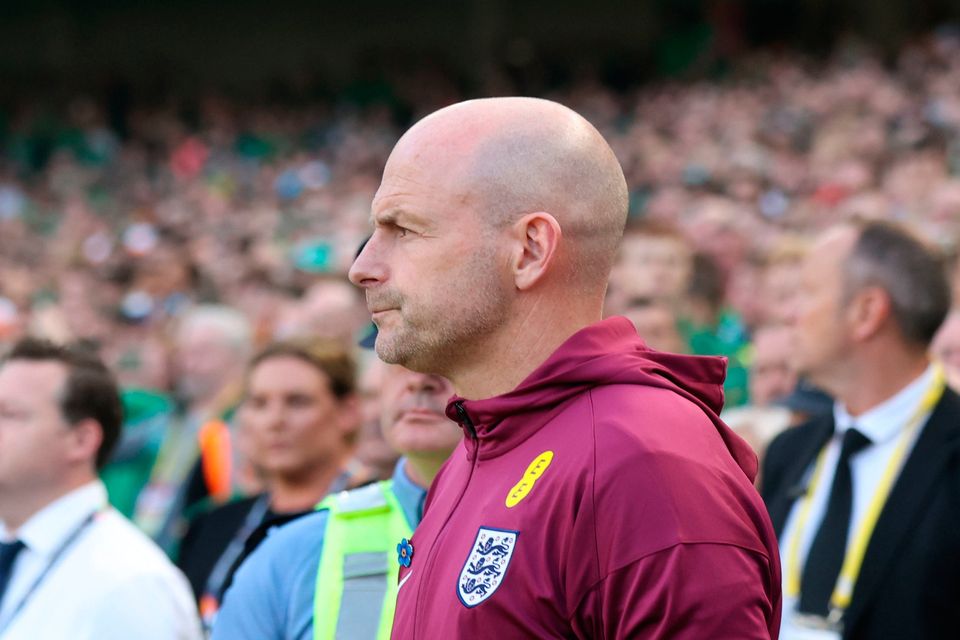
778,364,938,640
0,480,201,640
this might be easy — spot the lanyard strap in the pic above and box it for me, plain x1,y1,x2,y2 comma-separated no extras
201,494,271,606
0,509,101,634
785,367,945,612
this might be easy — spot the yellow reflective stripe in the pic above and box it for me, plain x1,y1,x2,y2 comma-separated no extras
784,366,945,611
313,493,347,640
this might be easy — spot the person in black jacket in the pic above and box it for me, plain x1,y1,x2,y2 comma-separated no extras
762,219,960,639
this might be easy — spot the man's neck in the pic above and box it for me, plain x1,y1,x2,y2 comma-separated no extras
451,300,602,400
402,454,446,489
835,350,931,417
185,378,242,421
268,461,347,514
0,475,94,534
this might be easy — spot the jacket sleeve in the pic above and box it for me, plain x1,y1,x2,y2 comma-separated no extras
569,542,779,640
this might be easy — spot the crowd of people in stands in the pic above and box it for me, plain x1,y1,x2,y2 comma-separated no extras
3,28,960,637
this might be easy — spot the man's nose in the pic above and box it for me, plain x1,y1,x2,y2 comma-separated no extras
267,399,291,424
407,372,453,396
348,235,385,289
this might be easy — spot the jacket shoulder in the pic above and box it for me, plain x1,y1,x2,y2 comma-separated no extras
586,383,717,439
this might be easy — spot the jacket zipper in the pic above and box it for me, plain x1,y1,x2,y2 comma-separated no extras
412,401,479,638
455,401,478,440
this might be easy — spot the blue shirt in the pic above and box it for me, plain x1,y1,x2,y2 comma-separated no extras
211,461,427,640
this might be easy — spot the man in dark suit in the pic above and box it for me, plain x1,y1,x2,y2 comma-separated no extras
762,220,960,639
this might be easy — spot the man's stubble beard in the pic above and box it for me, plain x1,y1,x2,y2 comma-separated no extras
375,252,510,377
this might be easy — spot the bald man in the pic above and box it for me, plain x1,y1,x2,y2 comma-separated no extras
350,98,781,639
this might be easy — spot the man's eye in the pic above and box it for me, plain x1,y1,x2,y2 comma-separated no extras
287,395,313,407
397,227,410,238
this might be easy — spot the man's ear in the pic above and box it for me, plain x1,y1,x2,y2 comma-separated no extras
65,418,103,468
510,212,562,291
849,285,891,342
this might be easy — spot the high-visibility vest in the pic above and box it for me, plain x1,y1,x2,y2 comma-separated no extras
313,480,412,640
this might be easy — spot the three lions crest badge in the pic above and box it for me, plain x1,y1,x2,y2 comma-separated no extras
457,526,519,608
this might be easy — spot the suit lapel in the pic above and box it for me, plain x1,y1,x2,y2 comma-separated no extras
844,390,960,633
769,417,834,536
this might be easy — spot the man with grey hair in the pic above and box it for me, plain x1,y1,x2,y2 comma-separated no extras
763,220,959,638
351,97,780,638
133,304,254,552
172,305,254,414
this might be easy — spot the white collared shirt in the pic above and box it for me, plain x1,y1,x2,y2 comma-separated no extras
0,480,201,640
778,364,938,640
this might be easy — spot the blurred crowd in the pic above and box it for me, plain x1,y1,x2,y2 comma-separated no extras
4,28,960,592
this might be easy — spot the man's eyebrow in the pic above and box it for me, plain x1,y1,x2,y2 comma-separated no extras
372,208,431,228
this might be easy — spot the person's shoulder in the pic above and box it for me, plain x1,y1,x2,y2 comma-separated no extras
583,385,766,537
75,511,195,608
85,510,182,572
215,509,330,632
766,414,831,457
589,381,711,421
205,495,261,519
184,495,260,537
246,509,330,571
933,385,960,426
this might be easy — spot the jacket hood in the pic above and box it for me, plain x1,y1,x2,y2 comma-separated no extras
446,316,758,480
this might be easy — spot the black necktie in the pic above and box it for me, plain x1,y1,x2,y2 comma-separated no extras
799,427,872,616
0,539,25,609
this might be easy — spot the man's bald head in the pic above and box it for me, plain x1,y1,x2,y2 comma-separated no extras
386,97,629,290
353,98,628,388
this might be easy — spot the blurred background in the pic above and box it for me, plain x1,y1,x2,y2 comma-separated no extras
5,0,960,547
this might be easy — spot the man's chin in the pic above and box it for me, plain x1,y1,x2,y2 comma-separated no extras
375,334,423,367
374,340,406,366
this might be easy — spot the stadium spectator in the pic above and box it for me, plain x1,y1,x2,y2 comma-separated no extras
760,237,809,327
680,252,752,406
177,337,367,629
0,338,201,639
211,365,461,639
353,349,401,480
131,304,254,553
607,219,692,309
762,221,958,638
749,323,798,406
620,296,687,353
292,278,369,344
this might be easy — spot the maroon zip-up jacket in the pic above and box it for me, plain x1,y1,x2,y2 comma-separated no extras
391,317,781,639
